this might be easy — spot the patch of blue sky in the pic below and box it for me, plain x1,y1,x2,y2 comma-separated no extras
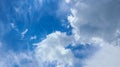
0,0,72,52
66,44,99,59
65,44,99,67
2,29,28,52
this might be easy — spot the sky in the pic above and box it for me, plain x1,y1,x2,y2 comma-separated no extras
0,0,120,67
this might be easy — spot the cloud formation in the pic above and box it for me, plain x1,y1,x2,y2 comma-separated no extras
0,0,120,67
66,0,120,67
0,51,38,67
33,0,120,67
34,31,74,67
85,41,120,67
68,0,120,44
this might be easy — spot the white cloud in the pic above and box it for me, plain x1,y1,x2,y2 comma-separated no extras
1,0,120,67
34,31,74,67
85,43,120,67
21,29,28,39
33,0,120,67
10,23,19,32
65,0,71,3
33,31,102,67
10,23,29,39
30,35,37,40
0,51,38,67
21,29,28,35
56,0,71,18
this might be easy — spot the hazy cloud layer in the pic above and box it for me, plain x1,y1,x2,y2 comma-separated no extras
85,42,120,67
0,51,38,67
66,0,120,67
68,0,120,44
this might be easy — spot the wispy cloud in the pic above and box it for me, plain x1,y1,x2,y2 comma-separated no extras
21,29,28,39
0,51,38,67
30,35,37,40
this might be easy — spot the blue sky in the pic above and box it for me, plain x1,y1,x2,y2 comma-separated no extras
0,0,71,51
0,0,120,67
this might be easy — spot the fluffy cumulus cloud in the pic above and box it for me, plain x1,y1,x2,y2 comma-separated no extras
33,31,99,67
34,31,74,67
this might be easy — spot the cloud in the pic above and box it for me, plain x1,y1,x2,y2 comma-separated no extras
33,0,120,67
30,35,37,40
10,23,19,32
21,29,28,35
66,0,120,67
34,31,74,67
0,51,38,67
21,29,28,39
65,0,71,3
1,0,120,67
33,31,100,67
68,0,120,44
85,42,120,67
